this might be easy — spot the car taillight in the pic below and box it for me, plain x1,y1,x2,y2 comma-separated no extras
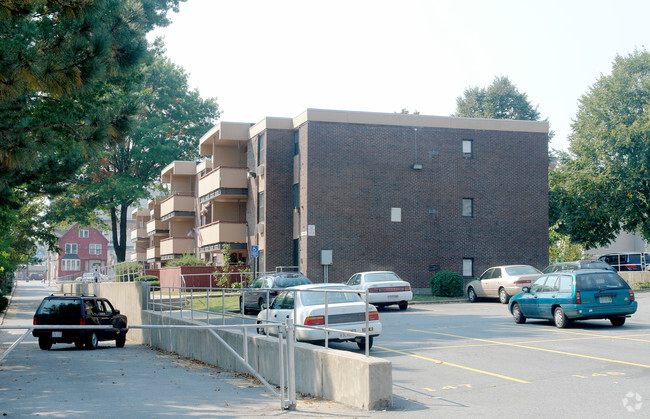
304,316,324,326
369,311,379,321
629,289,635,302
79,318,87,325
33,317,37,325
369,286,410,293
576,291,581,305
513,279,531,285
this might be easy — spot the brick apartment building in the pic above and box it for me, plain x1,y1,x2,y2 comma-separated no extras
147,109,549,289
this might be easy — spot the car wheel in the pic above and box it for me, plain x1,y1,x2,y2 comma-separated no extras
38,337,52,350
498,288,510,304
512,303,526,324
256,320,265,335
85,332,99,350
467,287,478,303
398,301,408,311
356,336,374,351
258,298,264,312
74,340,84,349
610,316,626,327
116,334,126,348
239,296,248,314
553,307,571,328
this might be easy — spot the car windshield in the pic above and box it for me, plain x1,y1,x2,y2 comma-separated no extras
271,274,311,288
576,272,630,291
300,287,363,306
364,272,401,283
38,299,81,316
505,266,540,275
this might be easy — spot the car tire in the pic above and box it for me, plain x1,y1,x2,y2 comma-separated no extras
512,303,526,324
256,320,264,335
356,336,374,351
38,337,52,350
553,307,571,328
116,334,126,348
85,332,99,350
257,298,264,312
467,287,478,303
74,340,84,349
239,296,248,315
398,301,408,311
498,288,510,304
610,316,626,327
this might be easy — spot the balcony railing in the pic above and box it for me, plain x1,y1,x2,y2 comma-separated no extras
160,194,195,221
198,167,247,203
160,237,194,259
146,219,169,236
130,227,148,241
198,221,247,250
146,247,160,261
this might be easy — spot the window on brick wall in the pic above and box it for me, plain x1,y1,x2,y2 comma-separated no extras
65,243,78,254
257,191,264,223
463,258,474,277
62,259,80,271
258,132,266,165
462,198,474,217
293,130,299,155
391,208,402,222
89,244,102,255
462,139,473,159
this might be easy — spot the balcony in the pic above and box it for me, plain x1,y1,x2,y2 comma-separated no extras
146,219,169,236
130,250,147,262
198,221,247,252
146,246,160,261
130,227,148,241
160,194,195,221
160,237,195,260
198,167,248,204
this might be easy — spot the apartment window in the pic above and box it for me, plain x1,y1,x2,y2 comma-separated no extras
462,139,473,159
293,184,299,210
65,243,78,254
79,229,89,238
89,244,102,255
462,198,473,217
258,133,266,165
62,259,80,271
462,258,474,277
391,208,402,222
257,191,264,223
293,130,300,155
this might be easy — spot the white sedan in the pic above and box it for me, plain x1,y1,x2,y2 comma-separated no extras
466,265,541,304
345,271,413,310
256,284,381,350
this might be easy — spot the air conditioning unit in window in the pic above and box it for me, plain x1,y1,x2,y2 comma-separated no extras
257,222,265,234
257,164,265,177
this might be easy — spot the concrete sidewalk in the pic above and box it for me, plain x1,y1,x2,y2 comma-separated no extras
1,281,390,418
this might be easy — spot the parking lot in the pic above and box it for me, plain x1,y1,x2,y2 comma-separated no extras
342,292,650,417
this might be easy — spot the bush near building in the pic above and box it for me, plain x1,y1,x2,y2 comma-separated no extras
430,271,464,297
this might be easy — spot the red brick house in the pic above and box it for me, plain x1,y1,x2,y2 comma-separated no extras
56,224,109,279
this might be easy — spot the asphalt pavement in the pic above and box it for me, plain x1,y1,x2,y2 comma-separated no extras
0,281,389,418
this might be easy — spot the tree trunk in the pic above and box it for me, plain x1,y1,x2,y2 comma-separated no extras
110,204,129,263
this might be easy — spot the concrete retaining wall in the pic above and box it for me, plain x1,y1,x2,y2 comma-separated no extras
59,282,392,410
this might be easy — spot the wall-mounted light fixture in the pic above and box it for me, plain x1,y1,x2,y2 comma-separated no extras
247,171,257,179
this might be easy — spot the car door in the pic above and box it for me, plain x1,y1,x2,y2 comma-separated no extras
268,291,295,328
245,277,264,307
484,268,501,297
474,269,493,297
535,275,560,319
95,299,116,339
516,276,548,317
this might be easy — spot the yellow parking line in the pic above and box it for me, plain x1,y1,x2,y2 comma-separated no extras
496,325,650,343
410,329,650,369
373,345,529,384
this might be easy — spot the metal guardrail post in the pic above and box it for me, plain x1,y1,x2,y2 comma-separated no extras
190,288,194,321
365,289,370,357
285,317,296,410
278,323,286,410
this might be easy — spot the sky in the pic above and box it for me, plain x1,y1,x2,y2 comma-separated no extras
148,0,650,152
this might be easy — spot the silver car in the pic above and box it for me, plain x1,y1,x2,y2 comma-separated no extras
466,265,541,304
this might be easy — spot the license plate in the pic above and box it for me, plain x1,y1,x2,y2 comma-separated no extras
599,296,612,303
338,332,354,339
52,331,62,338
386,295,398,300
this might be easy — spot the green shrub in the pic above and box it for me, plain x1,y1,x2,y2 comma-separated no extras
135,275,159,282
0,295,8,313
430,271,464,297
166,253,207,267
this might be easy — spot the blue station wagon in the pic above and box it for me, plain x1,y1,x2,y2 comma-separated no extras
508,270,637,328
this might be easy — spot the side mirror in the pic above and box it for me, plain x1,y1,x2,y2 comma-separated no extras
261,303,268,310
113,309,120,315
522,287,530,293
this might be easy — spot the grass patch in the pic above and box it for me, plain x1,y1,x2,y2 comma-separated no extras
412,293,465,302
186,294,241,313
633,281,650,289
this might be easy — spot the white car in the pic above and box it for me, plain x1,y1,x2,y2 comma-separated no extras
466,265,541,304
345,271,413,310
256,284,382,350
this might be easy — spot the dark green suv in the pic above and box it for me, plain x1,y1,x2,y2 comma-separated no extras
32,294,128,350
